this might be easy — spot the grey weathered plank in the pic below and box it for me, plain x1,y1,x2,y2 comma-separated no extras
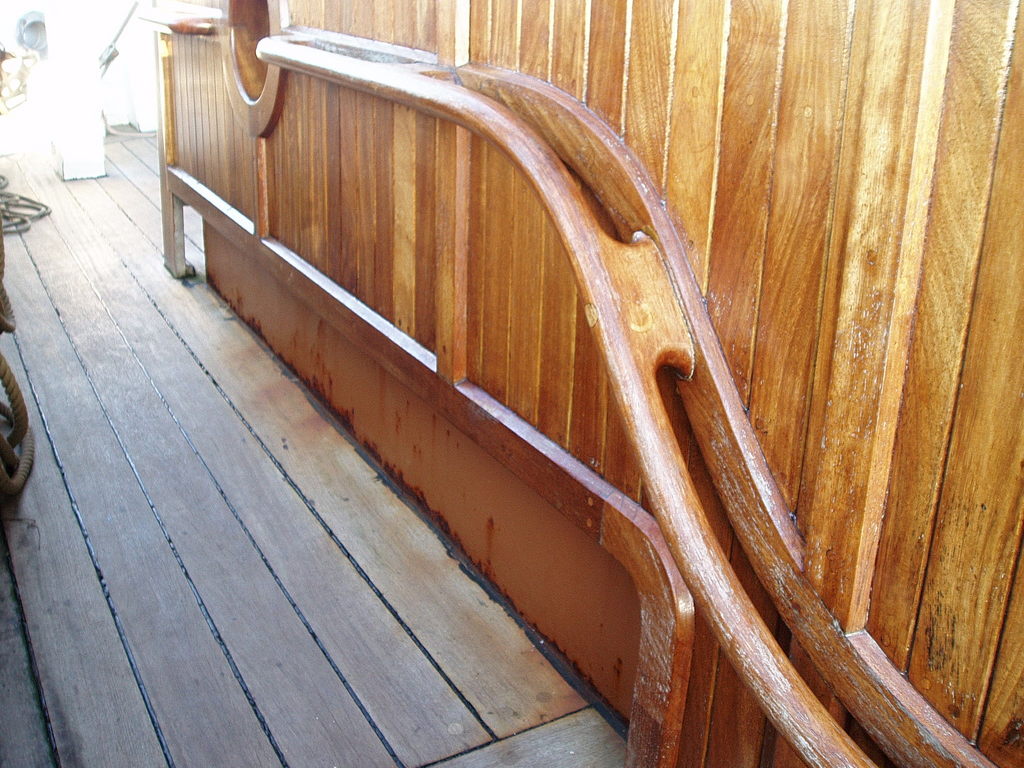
0,486,56,768
434,708,625,767
33,163,491,765
12,158,397,767
2,209,282,768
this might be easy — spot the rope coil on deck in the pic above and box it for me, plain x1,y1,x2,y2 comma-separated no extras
0,174,36,494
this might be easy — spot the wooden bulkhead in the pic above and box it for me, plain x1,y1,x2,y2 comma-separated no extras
144,0,1024,765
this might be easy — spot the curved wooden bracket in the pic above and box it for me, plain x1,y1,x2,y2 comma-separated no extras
455,66,998,768
250,37,995,768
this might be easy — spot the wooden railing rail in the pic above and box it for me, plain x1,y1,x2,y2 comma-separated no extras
252,38,998,768
454,68,1001,768
253,37,873,768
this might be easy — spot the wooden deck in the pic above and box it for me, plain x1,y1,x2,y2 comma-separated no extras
0,136,625,768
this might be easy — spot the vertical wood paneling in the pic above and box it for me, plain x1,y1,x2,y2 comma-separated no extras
489,0,520,69
372,99,396,320
663,0,728,285
586,0,629,131
982,553,1024,763
535,220,577,448
908,16,1024,731
623,0,676,191
337,86,365,294
477,142,513,402
392,104,419,337
798,0,935,626
704,0,787,403
519,0,551,80
568,304,608,475
414,114,439,351
466,137,487,384
505,176,544,424
870,0,1021,668
746,0,854,509
551,0,588,99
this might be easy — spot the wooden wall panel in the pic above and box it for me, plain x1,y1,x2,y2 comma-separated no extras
907,13,1024,733
171,36,257,223
796,0,934,626
745,0,853,509
164,3,1024,761
703,0,786,404
290,0,439,51
663,0,727,285
263,75,437,350
869,0,1020,670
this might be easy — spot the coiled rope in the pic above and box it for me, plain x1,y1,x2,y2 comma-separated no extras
1,173,51,234
0,174,36,494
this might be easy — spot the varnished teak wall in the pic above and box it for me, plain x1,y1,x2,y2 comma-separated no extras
154,1,1024,766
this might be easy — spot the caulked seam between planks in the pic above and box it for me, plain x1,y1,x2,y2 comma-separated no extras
36,154,504,747
416,705,594,768
7,320,176,768
11,217,292,768
0,497,60,766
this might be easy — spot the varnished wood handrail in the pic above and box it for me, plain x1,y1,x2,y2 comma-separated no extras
253,38,992,768
453,68,999,768
136,7,220,36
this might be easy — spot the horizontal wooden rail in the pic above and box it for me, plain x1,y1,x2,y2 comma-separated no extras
251,39,997,768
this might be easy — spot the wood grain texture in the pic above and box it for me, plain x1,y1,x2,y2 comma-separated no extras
586,0,628,132
704,0,787,404
434,709,625,767
0,514,52,768
797,0,935,627
745,0,853,509
7,195,280,768
47,173,491,767
663,0,727,285
16,159,398,768
623,0,675,191
163,19,1024,768
106,148,590,743
908,7,1024,732
870,0,1021,670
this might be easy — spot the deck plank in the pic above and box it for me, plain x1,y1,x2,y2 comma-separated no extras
11,158,400,768
22,160,491,766
88,142,588,737
0,226,279,768
0,462,56,768
105,139,204,255
434,708,625,768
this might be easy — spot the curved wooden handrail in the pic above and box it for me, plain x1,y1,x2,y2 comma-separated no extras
254,38,992,768
455,68,998,768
